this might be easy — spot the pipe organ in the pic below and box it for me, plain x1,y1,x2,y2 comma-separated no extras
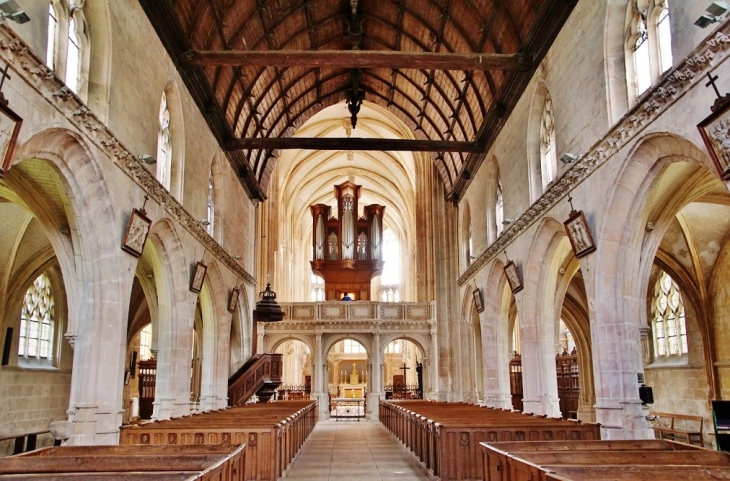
310,181,385,300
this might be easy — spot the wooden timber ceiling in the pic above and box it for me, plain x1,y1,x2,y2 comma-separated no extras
139,0,578,202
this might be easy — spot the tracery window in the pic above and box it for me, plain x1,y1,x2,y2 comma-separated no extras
652,270,687,359
632,15,651,96
495,181,504,237
156,92,172,189
66,16,81,94
626,1,673,101
206,169,214,236
540,93,557,191
18,273,55,361
47,4,58,70
656,5,673,74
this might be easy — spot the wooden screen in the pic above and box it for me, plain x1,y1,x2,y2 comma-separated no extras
509,354,523,411
138,359,157,420
556,348,579,419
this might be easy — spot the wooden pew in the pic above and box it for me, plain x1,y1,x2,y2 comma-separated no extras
480,439,730,481
380,400,601,481
650,411,704,446
0,444,245,480
120,400,316,481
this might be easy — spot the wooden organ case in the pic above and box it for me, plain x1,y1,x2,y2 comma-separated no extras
310,181,385,300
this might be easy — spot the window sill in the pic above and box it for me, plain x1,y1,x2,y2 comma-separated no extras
645,355,689,369
10,359,63,372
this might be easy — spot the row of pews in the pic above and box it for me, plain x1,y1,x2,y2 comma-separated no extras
480,439,730,481
382,400,730,481
380,400,600,481
0,400,316,481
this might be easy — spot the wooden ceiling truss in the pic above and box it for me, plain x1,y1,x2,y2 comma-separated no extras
139,0,578,202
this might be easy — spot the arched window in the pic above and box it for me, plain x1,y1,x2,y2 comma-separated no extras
652,270,687,359
380,229,400,285
656,4,673,74
156,92,172,189
540,93,557,191
18,273,55,361
495,181,504,237
632,15,651,96
65,16,81,94
310,274,325,302
46,3,58,70
343,339,366,354
206,169,214,236
626,1,673,101
139,324,152,360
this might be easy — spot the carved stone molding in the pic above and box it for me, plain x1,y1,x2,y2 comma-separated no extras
0,22,255,287
458,24,730,286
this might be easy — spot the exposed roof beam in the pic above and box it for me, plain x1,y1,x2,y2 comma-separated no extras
181,49,531,71
225,137,482,153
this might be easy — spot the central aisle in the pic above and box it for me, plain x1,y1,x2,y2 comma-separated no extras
283,420,432,480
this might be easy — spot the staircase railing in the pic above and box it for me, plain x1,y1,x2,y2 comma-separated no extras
228,353,283,406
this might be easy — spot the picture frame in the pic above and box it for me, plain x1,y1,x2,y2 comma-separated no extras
698,98,730,181
563,210,596,258
504,260,524,294
0,102,23,178
121,208,152,258
473,287,484,313
228,287,240,313
190,261,207,293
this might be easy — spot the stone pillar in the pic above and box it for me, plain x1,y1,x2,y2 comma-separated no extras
313,332,329,419
368,332,383,420
428,326,439,399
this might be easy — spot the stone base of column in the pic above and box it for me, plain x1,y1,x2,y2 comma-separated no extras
367,392,383,421
484,392,512,410
596,400,653,440
54,405,123,446
523,394,561,418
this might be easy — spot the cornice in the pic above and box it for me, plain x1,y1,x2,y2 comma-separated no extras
0,22,255,287
458,22,730,287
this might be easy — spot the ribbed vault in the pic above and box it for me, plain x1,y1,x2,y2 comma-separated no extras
141,0,578,201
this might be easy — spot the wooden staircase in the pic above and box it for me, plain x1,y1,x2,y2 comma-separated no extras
228,353,283,406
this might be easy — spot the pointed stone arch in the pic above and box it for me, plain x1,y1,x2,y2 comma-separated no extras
146,217,194,420
13,127,125,444
591,132,714,437
198,261,229,411
520,216,569,417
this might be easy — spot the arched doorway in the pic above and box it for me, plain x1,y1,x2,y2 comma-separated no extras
274,339,312,399
383,338,424,399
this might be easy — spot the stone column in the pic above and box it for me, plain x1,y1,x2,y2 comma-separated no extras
368,332,383,420
428,325,439,399
313,332,329,419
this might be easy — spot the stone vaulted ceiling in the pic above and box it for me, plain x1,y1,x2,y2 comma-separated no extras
139,0,578,201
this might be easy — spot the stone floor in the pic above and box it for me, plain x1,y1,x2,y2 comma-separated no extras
283,420,432,480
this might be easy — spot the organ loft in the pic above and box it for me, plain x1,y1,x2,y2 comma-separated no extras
309,181,385,301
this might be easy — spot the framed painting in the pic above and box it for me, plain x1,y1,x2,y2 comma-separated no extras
190,261,207,293
698,98,730,180
228,287,240,313
563,210,596,258
504,260,523,294
0,102,23,178
473,287,484,313
121,208,152,257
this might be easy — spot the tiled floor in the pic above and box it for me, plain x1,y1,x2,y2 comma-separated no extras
283,420,432,480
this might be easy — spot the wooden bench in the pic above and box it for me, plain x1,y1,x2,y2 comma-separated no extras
650,411,704,446
380,400,601,481
1,444,245,480
120,400,317,481
480,439,729,481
